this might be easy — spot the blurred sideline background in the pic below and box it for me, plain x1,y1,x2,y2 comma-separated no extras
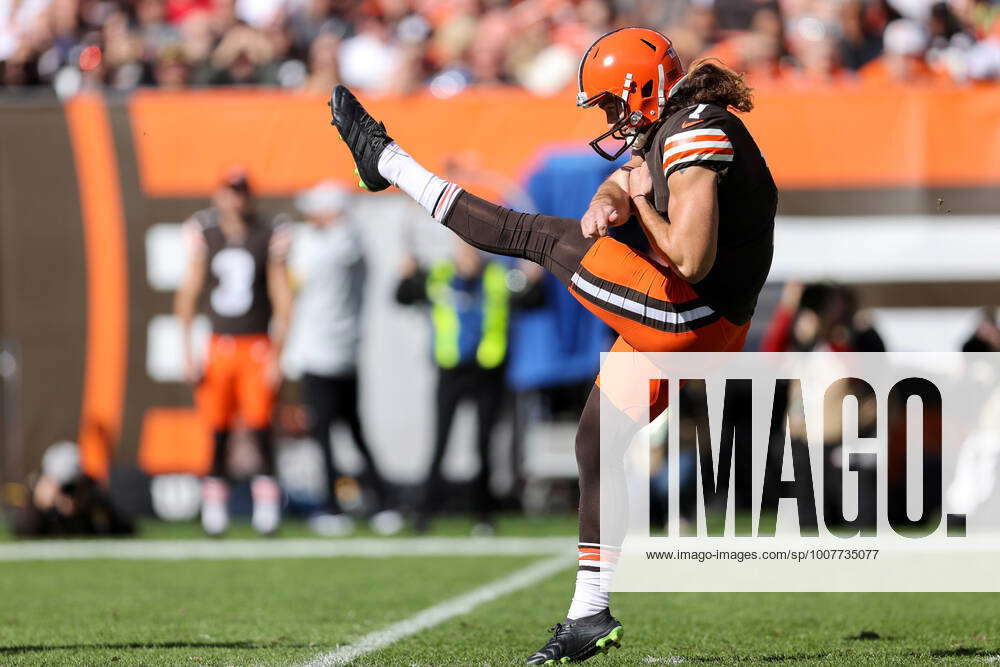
2,0,1000,534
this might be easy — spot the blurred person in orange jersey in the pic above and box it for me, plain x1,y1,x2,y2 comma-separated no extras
860,17,951,83
331,26,776,662
174,168,294,537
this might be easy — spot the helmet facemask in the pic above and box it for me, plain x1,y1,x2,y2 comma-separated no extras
577,90,645,161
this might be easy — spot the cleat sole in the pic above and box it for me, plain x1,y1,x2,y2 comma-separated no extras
591,626,624,659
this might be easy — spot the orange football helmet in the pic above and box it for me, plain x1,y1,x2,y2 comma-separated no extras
577,28,686,160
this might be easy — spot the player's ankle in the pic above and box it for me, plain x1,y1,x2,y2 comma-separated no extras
376,143,462,221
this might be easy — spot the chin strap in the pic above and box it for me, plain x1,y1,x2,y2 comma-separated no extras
629,122,660,155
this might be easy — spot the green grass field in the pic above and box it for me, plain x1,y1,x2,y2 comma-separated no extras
2,517,1000,665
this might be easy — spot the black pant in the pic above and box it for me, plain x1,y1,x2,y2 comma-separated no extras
421,363,505,519
302,372,387,513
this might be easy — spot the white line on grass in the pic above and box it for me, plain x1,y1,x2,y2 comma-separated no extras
301,554,573,667
0,537,572,562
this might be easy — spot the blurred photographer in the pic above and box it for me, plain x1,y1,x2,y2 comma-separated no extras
12,442,133,537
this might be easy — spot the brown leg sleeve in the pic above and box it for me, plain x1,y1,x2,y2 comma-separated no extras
576,385,635,550
441,191,595,287
576,386,602,546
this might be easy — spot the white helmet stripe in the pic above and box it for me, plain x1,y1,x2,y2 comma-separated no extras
657,63,666,117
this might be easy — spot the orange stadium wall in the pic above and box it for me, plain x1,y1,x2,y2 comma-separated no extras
0,84,999,490
126,84,1000,198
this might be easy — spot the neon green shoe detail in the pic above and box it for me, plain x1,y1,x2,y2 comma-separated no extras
595,625,624,652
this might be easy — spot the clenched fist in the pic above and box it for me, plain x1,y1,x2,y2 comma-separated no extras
628,161,653,199
580,200,621,238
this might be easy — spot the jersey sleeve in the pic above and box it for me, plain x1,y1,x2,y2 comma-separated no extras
659,104,735,180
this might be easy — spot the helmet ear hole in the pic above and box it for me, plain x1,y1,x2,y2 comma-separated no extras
641,80,653,97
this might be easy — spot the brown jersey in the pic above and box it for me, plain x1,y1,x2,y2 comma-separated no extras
642,102,777,325
190,208,290,336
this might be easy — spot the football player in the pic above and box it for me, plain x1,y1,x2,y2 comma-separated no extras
175,169,294,537
330,27,776,663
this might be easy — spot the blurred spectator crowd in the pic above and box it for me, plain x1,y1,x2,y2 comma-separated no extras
3,0,1000,94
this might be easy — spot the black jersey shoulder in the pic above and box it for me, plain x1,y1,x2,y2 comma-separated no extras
659,102,734,136
644,104,739,211
191,208,219,232
653,103,739,180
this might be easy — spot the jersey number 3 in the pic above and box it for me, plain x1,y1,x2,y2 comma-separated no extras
210,248,255,317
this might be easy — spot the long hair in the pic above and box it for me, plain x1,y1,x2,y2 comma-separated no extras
665,60,754,115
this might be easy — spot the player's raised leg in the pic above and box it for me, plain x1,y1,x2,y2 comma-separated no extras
329,86,595,288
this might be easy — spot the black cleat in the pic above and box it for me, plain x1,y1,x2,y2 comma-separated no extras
328,85,393,192
525,609,623,664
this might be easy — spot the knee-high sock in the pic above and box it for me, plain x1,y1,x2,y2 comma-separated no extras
568,544,619,620
377,143,462,221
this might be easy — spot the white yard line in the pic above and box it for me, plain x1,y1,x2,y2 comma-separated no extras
300,554,573,667
0,536,572,562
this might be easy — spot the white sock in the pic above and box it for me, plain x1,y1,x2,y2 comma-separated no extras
201,477,229,535
251,475,281,534
567,543,618,619
568,570,613,620
377,142,463,221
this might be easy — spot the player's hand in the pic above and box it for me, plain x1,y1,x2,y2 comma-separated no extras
580,200,620,238
264,356,283,391
183,357,201,385
628,162,653,199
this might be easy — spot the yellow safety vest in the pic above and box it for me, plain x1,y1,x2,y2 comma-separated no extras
427,261,509,369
